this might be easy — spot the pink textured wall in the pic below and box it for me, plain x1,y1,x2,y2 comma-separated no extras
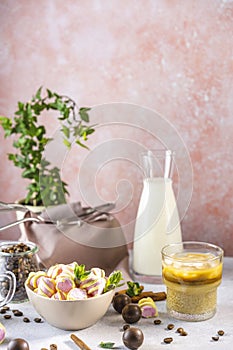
0,1,233,255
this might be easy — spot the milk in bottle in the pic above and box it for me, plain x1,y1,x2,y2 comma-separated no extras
131,150,182,283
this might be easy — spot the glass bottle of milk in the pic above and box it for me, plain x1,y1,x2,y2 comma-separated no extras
131,149,182,283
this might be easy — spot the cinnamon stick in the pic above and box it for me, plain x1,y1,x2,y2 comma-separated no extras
131,291,166,303
115,288,166,302
70,334,91,350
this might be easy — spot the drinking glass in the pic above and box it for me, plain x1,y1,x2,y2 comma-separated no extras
161,241,223,321
0,271,16,307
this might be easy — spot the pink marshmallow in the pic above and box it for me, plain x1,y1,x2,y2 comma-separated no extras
67,288,87,300
80,276,106,296
52,291,67,300
37,277,56,298
47,264,63,279
55,276,75,293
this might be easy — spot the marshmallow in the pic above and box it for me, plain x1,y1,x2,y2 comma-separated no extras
90,267,105,278
52,291,67,300
67,261,78,270
59,263,76,279
67,288,87,300
55,276,75,294
47,264,63,279
80,276,106,297
138,297,158,318
0,323,6,344
26,271,36,287
37,277,56,298
29,271,47,289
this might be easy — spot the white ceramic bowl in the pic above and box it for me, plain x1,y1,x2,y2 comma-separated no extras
25,284,114,330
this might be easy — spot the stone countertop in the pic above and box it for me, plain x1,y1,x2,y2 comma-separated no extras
0,257,232,350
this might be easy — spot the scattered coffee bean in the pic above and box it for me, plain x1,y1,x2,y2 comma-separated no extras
0,309,6,314
1,306,10,311
176,327,184,333
167,323,175,330
4,314,12,319
41,348,48,350
50,345,57,350
163,337,173,344
154,319,162,325
212,336,219,341
23,317,30,323
180,331,188,336
13,310,23,317
34,317,42,323
218,330,224,336
123,324,130,331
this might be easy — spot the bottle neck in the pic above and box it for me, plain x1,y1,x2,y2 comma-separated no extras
143,177,172,183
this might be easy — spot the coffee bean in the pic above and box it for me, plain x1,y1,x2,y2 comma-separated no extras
164,337,173,344
218,330,224,336
123,324,130,331
13,310,23,317
180,331,188,336
176,327,184,333
154,319,162,325
2,306,10,311
212,336,219,341
4,314,12,319
34,317,42,323
23,317,30,323
0,309,6,314
167,324,174,330
50,345,57,350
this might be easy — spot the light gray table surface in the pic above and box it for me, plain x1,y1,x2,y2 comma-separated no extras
1,257,232,350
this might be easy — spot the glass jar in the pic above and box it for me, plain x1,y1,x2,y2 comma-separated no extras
0,241,39,302
161,241,223,321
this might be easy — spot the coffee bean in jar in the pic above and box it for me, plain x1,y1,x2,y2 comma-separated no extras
0,241,39,302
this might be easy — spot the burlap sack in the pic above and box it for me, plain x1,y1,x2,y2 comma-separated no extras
19,203,128,275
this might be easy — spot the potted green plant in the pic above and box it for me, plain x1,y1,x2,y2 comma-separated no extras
0,87,95,208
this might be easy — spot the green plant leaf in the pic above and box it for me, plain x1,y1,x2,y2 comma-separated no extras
75,139,89,149
22,169,36,179
63,138,71,148
104,271,124,293
99,342,115,349
46,88,53,98
35,86,42,100
126,281,143,297
79,107,91,122
61,125,70,138
0,116,12,131
74,264,90,284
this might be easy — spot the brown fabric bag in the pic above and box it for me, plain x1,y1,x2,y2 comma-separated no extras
19,203,128,275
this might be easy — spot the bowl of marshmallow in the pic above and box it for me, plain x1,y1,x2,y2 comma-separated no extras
25,262,123,330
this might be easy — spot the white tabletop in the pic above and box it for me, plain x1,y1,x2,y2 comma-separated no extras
1,257,232,350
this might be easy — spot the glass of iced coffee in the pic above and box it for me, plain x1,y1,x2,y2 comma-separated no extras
161,241,223,321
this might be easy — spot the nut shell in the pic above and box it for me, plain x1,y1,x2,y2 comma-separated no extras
122,303,142,324
123,327,144,350
112,293,131,314
7,338,30,350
